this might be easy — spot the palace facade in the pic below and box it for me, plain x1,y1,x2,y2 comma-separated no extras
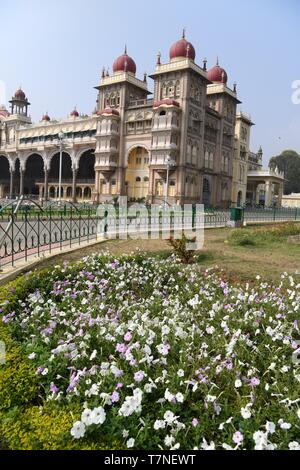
0,33,257,207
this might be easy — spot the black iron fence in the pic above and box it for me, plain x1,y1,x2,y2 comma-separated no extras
1,201,300,270
243,207,300,223
0,208,98,268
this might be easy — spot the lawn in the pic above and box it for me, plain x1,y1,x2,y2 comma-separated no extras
28,223,300,283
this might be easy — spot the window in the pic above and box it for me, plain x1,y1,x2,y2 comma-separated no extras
144,176,149,182
204,150,209,168
136,177,141,182
127,122,135,133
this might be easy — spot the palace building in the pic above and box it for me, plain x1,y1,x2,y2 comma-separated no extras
0,32,259,207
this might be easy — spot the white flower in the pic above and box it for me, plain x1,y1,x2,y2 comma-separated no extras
164,389,174,402
177,369,185,377
41,368,48,376
28,352,36,359
265,421,276,434
278,419,291,430
164,435,175,447
289,441,300,450
164,410,177,424
235,379,242,388
126,438,135,448
297,409,300,419
122,429,129,438
222,443,234,450
206,395,217,403
206,326,215,335
241,407,251,419
171,443,180,450
154,420,165,430
89,349,97,360
232,431,243,444
91,406,106,425
176,392,184,403
161,325,170,335
201,438,215,450
71,421,85,439
253,431,268,450
81,408,93,425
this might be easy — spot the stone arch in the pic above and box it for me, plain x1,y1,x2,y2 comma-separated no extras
48,151,72,182
49,186,56,198
125,145,150,201
83,187,92,199
77,148,95,182
76,187,83,199
126,144,150,164
66,187,73,198
23,153,45,196
0,154,10,198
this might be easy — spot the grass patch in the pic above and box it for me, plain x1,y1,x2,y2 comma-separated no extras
227,223,300,247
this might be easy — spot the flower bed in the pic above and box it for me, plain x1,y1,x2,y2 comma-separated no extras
1,253,300,450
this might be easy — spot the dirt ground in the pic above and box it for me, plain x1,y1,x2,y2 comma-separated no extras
33,228,300,283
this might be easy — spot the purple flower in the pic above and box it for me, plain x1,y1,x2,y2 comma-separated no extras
116,382,123,389
250,377,260,387
124,331,132,342
192,418,199,427
50,383,59,394
134,371,145,382
116,343,127,354
111,391,120,403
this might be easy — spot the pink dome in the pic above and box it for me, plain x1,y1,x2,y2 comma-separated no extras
70,108,79,117
0,106,10,117
14,88,26,99
113,47,136,74
207,61,228,84
42,113,50,121
170,32,196,61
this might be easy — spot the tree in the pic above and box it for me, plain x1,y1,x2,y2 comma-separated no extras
269,150,300,194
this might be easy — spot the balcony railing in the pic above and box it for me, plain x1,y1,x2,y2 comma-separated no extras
128,99,154,108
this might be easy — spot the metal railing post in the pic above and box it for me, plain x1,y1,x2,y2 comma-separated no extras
49,205,52,254
37,212,40,258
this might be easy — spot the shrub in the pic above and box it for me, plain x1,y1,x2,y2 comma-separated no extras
0,402,123,450
168,232,196,264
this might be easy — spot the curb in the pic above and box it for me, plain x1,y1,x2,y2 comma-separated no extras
0,238,107,286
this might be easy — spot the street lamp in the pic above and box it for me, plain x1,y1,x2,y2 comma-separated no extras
58,131,64,206
164,156,176,207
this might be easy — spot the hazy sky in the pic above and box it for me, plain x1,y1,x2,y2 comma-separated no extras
1,0,299,165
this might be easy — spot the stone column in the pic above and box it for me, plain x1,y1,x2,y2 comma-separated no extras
278,182,284,207
72,168,77,203
264,181,273,207
19,168,24,196
255,185,260,205
44,168,49,201
9,170,14,198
